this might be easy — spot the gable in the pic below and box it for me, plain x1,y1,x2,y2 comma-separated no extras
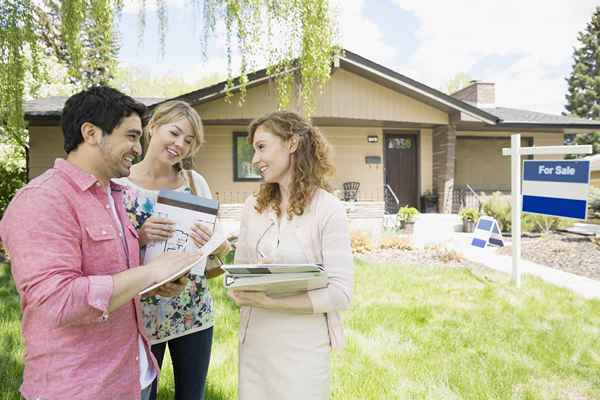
195,68,449,125
196,81,280,121
313,69,448,124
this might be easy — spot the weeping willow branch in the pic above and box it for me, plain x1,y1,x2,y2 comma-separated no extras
0,0,39,146
1,0,337,148
148,0,338,116
1,0,119,146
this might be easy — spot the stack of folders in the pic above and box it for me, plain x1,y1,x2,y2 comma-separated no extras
222,264,328,297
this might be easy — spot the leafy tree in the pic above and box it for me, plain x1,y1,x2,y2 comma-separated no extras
110,67,222,98
565,6,600,155
445,72,473,95
1,0,338,147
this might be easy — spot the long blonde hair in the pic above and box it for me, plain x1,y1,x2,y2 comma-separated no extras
144,100,205,170
248,111,335,218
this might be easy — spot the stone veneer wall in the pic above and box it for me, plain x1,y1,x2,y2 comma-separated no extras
432,125,456,213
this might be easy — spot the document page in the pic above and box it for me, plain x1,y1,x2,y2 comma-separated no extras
144,190,219,275
140,229,230,295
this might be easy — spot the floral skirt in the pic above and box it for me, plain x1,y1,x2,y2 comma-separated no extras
141,273,214,344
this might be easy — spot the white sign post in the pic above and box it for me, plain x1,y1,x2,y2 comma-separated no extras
502,135,592,287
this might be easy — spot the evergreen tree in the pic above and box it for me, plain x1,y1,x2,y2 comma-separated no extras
565,6,600,154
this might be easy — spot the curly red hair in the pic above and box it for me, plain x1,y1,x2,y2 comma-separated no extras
248,111,335,218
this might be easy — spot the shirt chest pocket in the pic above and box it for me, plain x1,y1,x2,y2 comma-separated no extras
83,224,125,274
86,225,117,241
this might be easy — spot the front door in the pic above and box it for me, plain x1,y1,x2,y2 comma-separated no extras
384,133,419,213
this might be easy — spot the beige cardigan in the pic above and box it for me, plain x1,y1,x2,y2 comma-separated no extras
234,188,354,349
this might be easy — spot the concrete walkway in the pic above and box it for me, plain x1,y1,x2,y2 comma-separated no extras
447,233,600,301
561,222,600,236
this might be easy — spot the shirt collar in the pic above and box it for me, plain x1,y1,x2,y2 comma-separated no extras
54,159,98,191
54,159,127,193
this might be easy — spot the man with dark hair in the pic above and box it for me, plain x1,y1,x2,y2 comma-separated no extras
0,86,199,400
61,85,148,154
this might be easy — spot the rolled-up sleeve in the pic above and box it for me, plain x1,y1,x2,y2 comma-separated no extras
308,201,354,314
1,188,114,327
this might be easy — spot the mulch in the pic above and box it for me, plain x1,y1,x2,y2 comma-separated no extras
355,246,484,269
497,232,600,281
356,231,600,282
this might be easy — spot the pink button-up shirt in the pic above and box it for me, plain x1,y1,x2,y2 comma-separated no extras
0,159,157,400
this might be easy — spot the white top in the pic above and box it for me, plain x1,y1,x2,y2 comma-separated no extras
107,186,156,390
234,188,354,349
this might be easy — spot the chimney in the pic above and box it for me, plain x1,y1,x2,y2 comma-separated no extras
451,80,495,107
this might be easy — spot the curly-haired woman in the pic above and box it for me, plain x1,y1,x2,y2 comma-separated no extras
228,111,354,399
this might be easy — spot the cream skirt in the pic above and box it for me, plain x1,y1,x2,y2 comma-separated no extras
238,306,330,400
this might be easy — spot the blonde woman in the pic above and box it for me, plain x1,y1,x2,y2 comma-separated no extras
116,101,230,400
229,111,354,399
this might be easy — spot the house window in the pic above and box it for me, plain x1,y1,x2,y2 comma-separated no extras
233,132,261,181
388,137,412,150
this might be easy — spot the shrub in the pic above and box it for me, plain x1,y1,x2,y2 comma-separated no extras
425,244,465,263
351,231,373,254
482,192,511,232
521,214,574,234
380,236,413,251
0,144,26,218
459,207,480,222
398,205,419,223
437,248,465,264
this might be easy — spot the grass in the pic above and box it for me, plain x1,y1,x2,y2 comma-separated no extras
2,260,600,399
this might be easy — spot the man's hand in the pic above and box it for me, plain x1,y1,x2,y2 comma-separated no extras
146,251,203,284
139,216,175,247
109,252,202,313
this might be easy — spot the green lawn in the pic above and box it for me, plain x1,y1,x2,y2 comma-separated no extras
2,260,600,399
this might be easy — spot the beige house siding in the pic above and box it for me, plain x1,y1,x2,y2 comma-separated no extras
591,171,600,188
321,127,384,201
455,136,512,191
454,132,564,191
532,133,565,160
196,84,280,121
196,69,449,124
193,125,260,203
314,70,448,123
29,126,65,179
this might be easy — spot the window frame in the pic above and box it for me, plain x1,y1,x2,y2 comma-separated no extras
233,132,262,182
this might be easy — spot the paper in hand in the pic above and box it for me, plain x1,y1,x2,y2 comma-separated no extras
143,189,219,275
139,229,230,296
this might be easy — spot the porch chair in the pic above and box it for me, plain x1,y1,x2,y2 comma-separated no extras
342,181,360,201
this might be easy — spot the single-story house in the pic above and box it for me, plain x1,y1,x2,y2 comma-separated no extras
24,50,600,216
